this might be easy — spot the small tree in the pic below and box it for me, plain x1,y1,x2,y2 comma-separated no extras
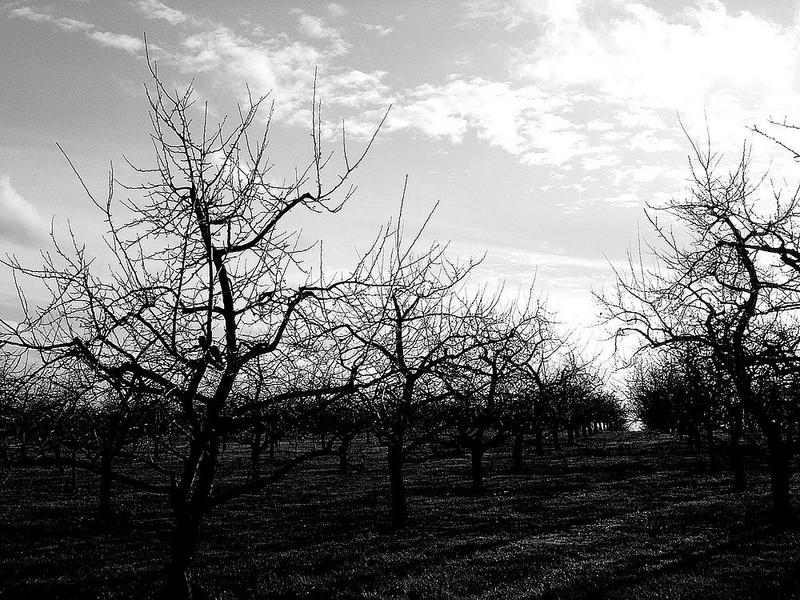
442,293,550,491
337,205,489,528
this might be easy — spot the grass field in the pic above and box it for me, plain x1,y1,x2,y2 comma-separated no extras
1,432,799,599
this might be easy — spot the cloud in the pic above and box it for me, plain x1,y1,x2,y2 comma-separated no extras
134,0,186,25
327,3,346,17
457,0,800,166
10,6,145,55
603,192,640,208
178,27,283,92
629,165,667,183
323,70,393,109
170,24,394,133
292,10,349,54
358,23,394,36
387,78,613,166
88,31,144,54
627,131,681,154
8,3,381,140
508,1,800,124
9,6,91,31
15,0,792,212
0,176,48,247
454,0,800,209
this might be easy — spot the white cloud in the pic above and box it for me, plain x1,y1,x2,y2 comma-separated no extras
509,1,800,125
380,0,800,173
457,0,800,178
88,31,144,54
629,165,667,183
581,154,620,171
459,0,800,210
135,0,186,25
462,0,581,30
603,192,640,208
327,3,346,17
615,107,667,131
292,11,349,54
0,176,48,247
388,78,606,166
627,131,681,153
323,70,393,109
10,6,91,31
358,23,394,36
10,6,144,55
178,28,282,93
586,120,614,132
170,25,391,133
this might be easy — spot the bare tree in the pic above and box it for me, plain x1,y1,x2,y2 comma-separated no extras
629,346,734,477
442,292,551,491
335,202,489,528
503,310,565,470
600,135,800,526
0,67,386,597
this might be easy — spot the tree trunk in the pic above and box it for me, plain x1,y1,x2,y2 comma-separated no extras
511,432,524,473
163,436,220,598
387,441,406,529
18,432,27,462
250,430,262,481
730,408,746,491
163,510,201,600
99,451,113,519
70,448,78,493
54,443,64,475
768,446,794,527
706,423,718,472
470,436,484,493
534,427,544,457
339,434,352,474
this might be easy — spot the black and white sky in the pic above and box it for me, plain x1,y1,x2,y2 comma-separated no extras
2,0,800,354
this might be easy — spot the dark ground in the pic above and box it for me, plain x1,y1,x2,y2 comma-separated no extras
1,432,799,599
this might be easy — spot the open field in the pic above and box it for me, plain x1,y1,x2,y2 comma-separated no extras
1,432,799,599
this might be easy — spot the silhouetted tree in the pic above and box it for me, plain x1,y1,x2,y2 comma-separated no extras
440,293,546,492
0,66,386,598
337,205,489,528
601,135,800,525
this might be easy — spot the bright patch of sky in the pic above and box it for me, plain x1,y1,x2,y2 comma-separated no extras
3,0,800,366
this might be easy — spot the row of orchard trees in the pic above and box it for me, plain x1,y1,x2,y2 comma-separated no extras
0,284,620,518
603,128,800,527
0,73,623,599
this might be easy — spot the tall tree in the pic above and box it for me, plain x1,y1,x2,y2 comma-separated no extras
0,69,386,597
600,137,800,525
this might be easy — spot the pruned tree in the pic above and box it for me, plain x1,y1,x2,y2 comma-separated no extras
628,346,732,475
68,369,154,518
503,310,564,470
335,203,488,528
600,133,800,526
0,65,386,598
441,291,551,491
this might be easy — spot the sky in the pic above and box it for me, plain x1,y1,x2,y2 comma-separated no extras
2,0,800,366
